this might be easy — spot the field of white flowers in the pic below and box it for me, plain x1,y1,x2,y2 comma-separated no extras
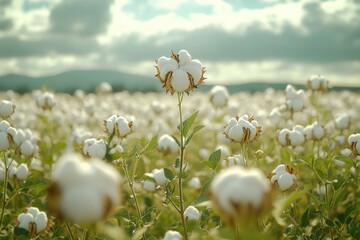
0,50,359,240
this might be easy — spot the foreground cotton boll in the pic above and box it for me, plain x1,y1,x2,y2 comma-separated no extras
17,207,48,236
48,153,122,224
269,164,297,191
0,100,15,118
224,115,261,144
164,230,182,240
211,166,272,224
155,49,206,94
158,134,178,155
36,92,56,110
184,206,201,221
83,138,106,159
210,85,229,108
307,75,329,92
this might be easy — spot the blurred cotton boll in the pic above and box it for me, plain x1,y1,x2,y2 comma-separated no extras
0,100,15,119
164,230,182,240
307,75,329,92
209,85,229,108
222,154,244,168
211,166,272,225
36,92,56,110
48,153,122,224
285,84,304,113
158,134,178,155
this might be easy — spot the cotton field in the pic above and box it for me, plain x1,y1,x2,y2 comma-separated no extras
0,50,360,240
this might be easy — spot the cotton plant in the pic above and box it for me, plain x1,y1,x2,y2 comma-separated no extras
36,91,56,110
153,49,206,239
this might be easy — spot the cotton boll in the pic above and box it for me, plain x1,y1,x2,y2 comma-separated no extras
17,213,33,231
16,163,29,181
277,173,296,191
143,173,156,192
34,212,48,233
227,124,244,142
61,186,104,224
152,168,169,186
178,49,191,66
278,129,290,146
0,100,15,118
20,140,34,157
171,70,190,92
0,131,9,151
158,134,178,154
164,230,182,240
288,130,305,146
188,177,201,189
184,206,201,221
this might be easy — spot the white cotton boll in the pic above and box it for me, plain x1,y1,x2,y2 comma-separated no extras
348,134,360,145
171,70,190,92
312,123,325,140
178,49,191,66
188,177,201,189
14,130,26,146
278,129,290,146
184,206,200,221
303,125,313,139
210,85,229,108
61,186,104,224
164,230,182,240
158,134,178,154
115,117,132,137
83,139,106,159
51,153,91,188
227,124,244,142
277,172,296,191
20,140,34,156
335,115,350,130
17,213,33,231
310,76,321,89
198,148,209,159
143,173,156,192
105,115,117,134
333,159,346,167
291,98,304,111
289,130,305,146
335,135,345,145
159,60,178,79
16,163,29,181
222,154,244,167
272,164,286,175
211,167,270,216
0,100,15,118
7,127,17,138
157,56,171,70
179,64,202,84
0,131,9,151
27,207,40,217
270,108,281,125
9,165,17,179
34,212,48,233
152,168,169,186
0,120,10,131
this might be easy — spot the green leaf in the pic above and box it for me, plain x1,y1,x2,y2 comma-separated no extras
326,219,334,227
143,175,156,184
272,190,306,226
205,149,222,170
171,135,180,147
185,124,205,146
177,111,199,137
193,180,211,205
145,135,158,152
106,152,125,162
13,226,29,236
164,168,174,181
178,171,189,179
174,158,180,168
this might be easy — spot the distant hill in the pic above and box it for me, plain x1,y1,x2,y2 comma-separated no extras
0,70,358,93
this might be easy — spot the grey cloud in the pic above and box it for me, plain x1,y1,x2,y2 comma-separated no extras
49,0,113,37
0,36,100,58
109,2,360,64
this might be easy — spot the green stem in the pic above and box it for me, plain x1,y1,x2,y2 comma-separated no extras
65,222,76,240
177,92,188,240
0,153,9,229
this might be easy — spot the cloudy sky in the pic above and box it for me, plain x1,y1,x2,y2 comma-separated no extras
0,0,359,86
